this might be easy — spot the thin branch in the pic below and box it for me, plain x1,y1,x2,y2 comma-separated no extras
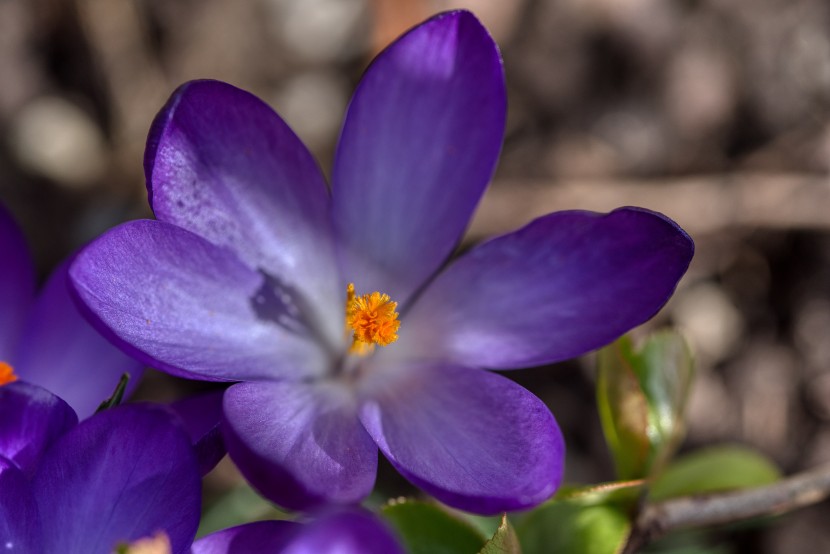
623,464,830,553
468,173,830,241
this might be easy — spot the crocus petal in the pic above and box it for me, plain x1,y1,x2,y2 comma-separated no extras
359,363,564,514
332,10,506,303
170,389,226,475
395,208,694,369
146,79,342,347
32,404,201,554
13,262,144,419
0,381,77,476
283,508,404,554
0,204,35,361
192,521,301,554
70,219,328,382
222,381,378,511
0,457,43,553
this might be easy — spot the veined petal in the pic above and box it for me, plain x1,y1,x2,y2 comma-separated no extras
146,80,341,347
0,203,35,361
0,381,77,477
69,219,328,382
13,262,144,419
282,508,404,554
359,363,564,514
332,10,506,303
395,208,694,369
32,404,201,554
0,457,43,553
192,521,300,554
222,381,378,511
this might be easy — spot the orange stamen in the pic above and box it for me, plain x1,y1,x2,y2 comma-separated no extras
0,362,17,386
345,283,400,354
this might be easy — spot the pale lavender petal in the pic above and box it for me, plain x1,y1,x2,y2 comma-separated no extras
192,521,300,554
0,203,35,361
13,262,144,419
0,381,77,477
0,457,43,553
70,219,327,382
284,509,403,554
222,381,378,511
394,208,694,369
170,390,226,475
359,363,564,514
332,11,505,303
146,80,342,348
32,404,201,554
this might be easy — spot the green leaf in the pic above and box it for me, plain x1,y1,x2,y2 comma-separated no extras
597,332,694,480
480,514,521,554
557,480,644,508
649,445,781,501
516,498,630,554
197,484,288,538
382,499,486,554
95,373,130,413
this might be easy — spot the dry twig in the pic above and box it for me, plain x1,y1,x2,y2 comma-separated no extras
623,464,830,553
469,173,830,240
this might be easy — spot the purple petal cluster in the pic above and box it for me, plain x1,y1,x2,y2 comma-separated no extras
193,509,403,554
0,383,201,553
0,203,143,419
69,10,694,514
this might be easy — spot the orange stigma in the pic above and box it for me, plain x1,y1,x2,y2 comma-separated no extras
346,283,400,353
0,362,17,386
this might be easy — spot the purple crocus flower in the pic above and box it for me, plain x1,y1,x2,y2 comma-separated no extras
0,385,201,554
0,203,144,419
0,381,77,477
192,508,403,554
69,11,693,514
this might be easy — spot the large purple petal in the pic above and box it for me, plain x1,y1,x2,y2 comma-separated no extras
0,381,77,476
70,219,327,382
393,208,694,369
13,262,144,419
0,457,43,553
0,203,35,361
146,80,342,348
192,521,301,554
359,363,564,514
283,509,404,554
170,390,226,475
32,404,201,554
223,381,378,511
332,10,506,303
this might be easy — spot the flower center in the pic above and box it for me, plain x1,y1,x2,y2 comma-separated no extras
345,283,400,354
0,362,17,386
114,532,171,554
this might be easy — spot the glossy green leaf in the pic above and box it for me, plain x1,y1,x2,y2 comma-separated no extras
517,498,630,554
597,332,694,480
382,499,486,554
650,445,780,501
480,514,521,554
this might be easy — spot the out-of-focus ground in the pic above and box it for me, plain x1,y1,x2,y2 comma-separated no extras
2,0,830,551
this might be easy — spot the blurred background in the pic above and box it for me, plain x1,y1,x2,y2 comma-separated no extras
2,0,830,551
